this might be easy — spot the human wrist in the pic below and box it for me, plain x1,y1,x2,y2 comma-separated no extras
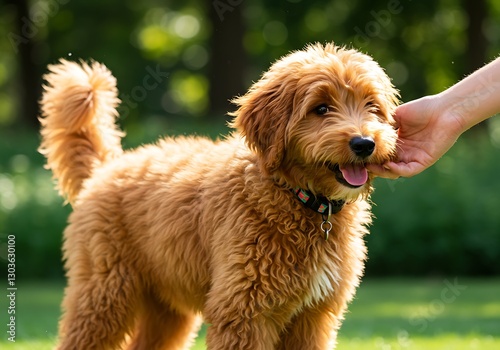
434,89,474,135
436,58,500,132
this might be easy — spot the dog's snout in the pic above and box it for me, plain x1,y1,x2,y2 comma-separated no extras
349,136,375,158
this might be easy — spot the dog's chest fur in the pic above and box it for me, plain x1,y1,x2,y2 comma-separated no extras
303,262,339,307
243,222,351,313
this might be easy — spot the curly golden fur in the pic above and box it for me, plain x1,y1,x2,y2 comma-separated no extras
39,43,399,350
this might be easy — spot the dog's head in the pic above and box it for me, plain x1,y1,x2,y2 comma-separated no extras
231,43,399,201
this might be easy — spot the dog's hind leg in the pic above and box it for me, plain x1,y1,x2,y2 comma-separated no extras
56,213,143,350
57,265,140,350
126,295,202,350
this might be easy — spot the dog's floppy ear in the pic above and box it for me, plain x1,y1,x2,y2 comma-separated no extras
230,72,295,174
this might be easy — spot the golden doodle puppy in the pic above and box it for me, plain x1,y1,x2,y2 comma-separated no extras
40,43,399,350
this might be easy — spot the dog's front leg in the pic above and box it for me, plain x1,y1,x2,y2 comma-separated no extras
205,312,280,350
204,277,282,350
275,305,341,350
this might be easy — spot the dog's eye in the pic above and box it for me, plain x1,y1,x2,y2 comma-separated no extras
315,104,330,116
366,101,378,111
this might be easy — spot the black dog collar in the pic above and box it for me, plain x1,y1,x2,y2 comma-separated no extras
293,187,345,215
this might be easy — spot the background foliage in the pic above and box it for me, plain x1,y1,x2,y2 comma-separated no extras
0,0,499,279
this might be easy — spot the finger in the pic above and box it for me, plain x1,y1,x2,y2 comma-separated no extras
393,103,408,125
366,163,401,179
384,161,425,178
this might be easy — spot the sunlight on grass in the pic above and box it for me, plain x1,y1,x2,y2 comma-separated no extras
335,279,500,349
2,335,499,350
0,339,58,350
338,334,500,350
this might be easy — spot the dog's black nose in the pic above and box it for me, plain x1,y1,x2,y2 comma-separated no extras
349,136,375,158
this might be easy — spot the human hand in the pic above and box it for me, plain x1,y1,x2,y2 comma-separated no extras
367,95,465,178
368,57,500,179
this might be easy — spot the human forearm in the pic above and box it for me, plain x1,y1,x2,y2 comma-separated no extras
437,57,500,133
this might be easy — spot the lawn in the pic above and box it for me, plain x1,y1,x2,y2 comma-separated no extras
1,279,499,349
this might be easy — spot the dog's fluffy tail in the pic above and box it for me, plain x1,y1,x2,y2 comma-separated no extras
39,59,124,204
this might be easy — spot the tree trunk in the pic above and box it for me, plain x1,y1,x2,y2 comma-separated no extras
9,0,41,128
463,0,489,135
207,0,247,119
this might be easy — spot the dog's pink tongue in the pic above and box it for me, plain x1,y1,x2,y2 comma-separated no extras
340,164,368,186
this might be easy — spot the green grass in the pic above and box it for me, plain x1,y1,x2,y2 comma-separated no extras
338,278,500,349
1,279,499,349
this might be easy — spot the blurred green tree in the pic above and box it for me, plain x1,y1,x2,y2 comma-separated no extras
1,0,500,279
1,0,499,129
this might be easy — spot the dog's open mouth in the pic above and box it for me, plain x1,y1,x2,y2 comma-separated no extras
328,163,368,188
